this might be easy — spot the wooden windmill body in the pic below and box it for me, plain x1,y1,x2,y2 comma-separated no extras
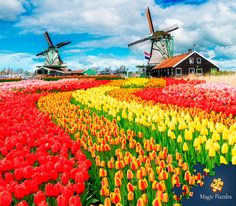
128,7,178,73
35,32,71,75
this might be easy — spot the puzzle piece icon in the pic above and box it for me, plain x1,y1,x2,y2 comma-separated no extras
210,178,224,192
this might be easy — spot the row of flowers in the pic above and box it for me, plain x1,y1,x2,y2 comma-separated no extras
0,78,110,93
38,91,207,206
135,82,236,117
107,88,235,126
0,80,111,205
106,78,166,88
71,86,236,168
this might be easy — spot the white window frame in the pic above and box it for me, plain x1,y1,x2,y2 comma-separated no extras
196,68,203,75
176,67,182,76
197,58,201,64
189,57,194,64
189,68,195,74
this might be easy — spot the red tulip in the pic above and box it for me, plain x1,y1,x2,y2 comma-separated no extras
57,195,67,206
34,190,46,205
68,196,82,206
0,191,12,206
16,200,29,206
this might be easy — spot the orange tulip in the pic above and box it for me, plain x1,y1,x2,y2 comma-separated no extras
130,161,138,170
182,185,190,195
127,169,134,180
149,172,155,182
127,183,135,192
184,170,191,182
138,179,148,191
152,197,162,206
100,186,109,197
128,192,134,201
99,168,107,177
152,180,158,190
102,177,109,187
104,198,111,206
115,176,122,187
161,193,168,203
141,193,148,204
137,198,145,206
110,192,121,204
136,169,143,179
157,181,166,192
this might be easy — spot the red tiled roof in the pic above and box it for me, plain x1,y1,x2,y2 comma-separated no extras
153,53,190,70
71,70,84,73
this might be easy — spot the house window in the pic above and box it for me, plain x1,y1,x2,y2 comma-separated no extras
176,68,182,75
197,58,201,64
196,68,203,75
189,58,194,64
189,68,195,74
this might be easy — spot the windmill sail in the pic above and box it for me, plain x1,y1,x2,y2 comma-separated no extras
36,31,71,69
44,32,53,47
128,6,178,66
146,7,154,34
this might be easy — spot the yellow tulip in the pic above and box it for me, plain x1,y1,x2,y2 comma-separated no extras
220,156,227,164
209,147,216,157
232,156,236,165
177,135,182,143
221,143,229,154
183,142,188,152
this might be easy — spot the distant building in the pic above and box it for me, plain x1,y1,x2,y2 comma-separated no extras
70,70,84,76
35,68,83,76
151,51,220,77
83,69,97,76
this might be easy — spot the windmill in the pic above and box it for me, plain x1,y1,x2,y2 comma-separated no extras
128,7,178,67
36,31,71,71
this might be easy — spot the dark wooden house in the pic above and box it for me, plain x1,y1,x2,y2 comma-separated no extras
151,51,220,77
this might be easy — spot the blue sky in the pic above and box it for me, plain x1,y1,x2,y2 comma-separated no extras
0,0,235,71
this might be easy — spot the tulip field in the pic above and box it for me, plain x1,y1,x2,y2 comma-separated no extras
0,77,236,206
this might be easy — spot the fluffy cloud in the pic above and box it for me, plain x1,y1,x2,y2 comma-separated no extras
65,54,145,71
0,51,39,71
0,0,26,21
16,0,152,36
10,0,236,70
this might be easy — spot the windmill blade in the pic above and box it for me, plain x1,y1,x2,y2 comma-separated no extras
163,24,179,33
56,41,71,49
146,7,154,34
36,50,48,56
44,31,54,47
128,37,149,47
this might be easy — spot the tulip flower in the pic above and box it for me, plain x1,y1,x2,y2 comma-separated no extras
127,183,135,192
220,156,227,164
221,143,229,154
128,192,134,201
110,192,121,204
232,156,236,165
138,179,148,191
137,198,145,206
152,197,162,206
127,170,134,180
104,198,111,206
183,142,188,152
0,191,12,206
209,147,216,157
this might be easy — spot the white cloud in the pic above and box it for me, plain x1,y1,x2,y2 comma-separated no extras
0,0,26,21
65,54,145,71
8,0,236,70
0,51,39,71
16,0,151,36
